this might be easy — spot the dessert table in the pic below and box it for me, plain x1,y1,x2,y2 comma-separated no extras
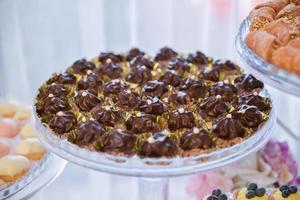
0,0,299,199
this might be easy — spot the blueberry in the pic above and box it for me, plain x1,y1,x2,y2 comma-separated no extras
282,190,290,198
212,189,222,196
280,185,289,192
207,196,214,200
212,196,219,200
246,190,256,199
255,188,266,197
273,182,280,188
219,193,228,200
289,186,298,194
247,183,258,191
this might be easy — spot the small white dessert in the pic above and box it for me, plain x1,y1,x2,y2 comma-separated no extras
14,107,32,121
0,155,30,182
0,102,19,118
19,123,35,139
15,138,45,160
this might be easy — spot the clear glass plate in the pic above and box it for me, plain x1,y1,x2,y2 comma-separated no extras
236,19,300,97
33,89,276,178
0,154,66,200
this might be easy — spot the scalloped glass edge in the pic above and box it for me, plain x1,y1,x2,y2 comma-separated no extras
236,19,300,97
0,154,51,199
33,89,276,177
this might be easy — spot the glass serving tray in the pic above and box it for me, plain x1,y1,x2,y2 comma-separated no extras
0,154,50,199
236,19,300,97
33,89,276,178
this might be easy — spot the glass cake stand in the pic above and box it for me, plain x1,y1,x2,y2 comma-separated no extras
0,154,66,200
33,89,276,200
236,19,300,97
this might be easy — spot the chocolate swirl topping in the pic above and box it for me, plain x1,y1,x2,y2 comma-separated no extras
232,105,263,127
142,80,168,97
101,129,136,155
103,79,128,98
92,105,123,127
98,52,122,64
130,55,154,70
75,89,101,111
49,111,77,134
168,58,190,74
199,95,230,117
180,128,214,150
71,58,96,74
127,65,152,84
126,48,145,61
75,120,105,145
57,72,76,84
102,62,123,79
168,108,195,131
77,72,103,92
234,73,264,92
44,97,69,114
126,113,159,134
154,47,178,62
139,97,166,115
139,131,178,157
187,51,209,67
160,70,184,87
44,83,67,97
212,114,244,139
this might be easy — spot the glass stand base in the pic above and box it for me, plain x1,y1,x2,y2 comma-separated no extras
138,177,169,200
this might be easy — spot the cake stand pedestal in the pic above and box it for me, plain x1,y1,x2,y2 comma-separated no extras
33,95,276,200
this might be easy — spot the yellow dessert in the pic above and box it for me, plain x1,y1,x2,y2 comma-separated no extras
273,186,300,200
14,107,31,121
15,138,45,160
237,187,268,200
19,123,35,139
0,155,30,182
0,102,18,118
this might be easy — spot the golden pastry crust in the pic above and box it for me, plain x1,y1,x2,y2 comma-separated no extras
264,19,298,46
290,0,300,5
272,45,300,74
249,7,276,31
276,4,300,19
255,0,289,13
289,37,300,48
245,31,276,61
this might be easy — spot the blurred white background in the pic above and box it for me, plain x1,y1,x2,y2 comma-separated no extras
0,0,299,199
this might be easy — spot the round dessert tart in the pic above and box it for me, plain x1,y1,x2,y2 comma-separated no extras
273,185,300,200
34,48,273,160
236,183,268,200
33,47,275,186
203,189,229,200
